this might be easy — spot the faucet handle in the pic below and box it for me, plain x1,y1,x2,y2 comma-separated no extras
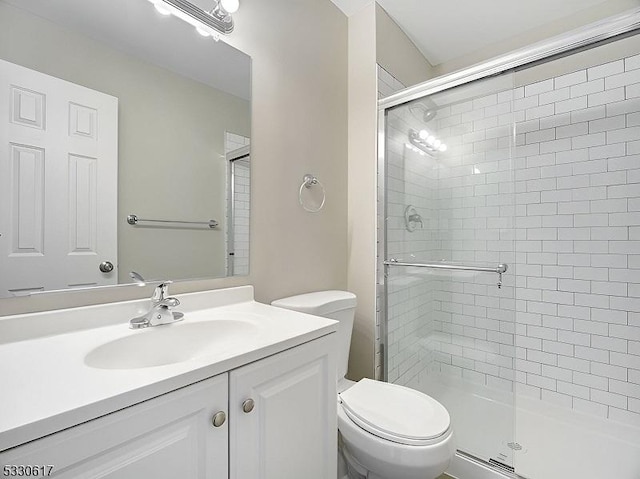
129,271,146,285
152,281,173,303
161,297,180,308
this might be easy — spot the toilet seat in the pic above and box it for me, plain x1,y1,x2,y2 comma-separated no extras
339,379,450,446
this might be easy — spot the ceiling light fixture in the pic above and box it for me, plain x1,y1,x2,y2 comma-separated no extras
408,129,447,156
147,0,238,40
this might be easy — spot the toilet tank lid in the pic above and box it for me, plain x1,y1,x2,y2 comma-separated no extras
271,290,357,315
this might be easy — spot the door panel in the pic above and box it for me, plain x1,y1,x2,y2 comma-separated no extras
0,59,118,297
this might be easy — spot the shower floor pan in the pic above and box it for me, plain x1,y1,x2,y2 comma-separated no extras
420,375,640,479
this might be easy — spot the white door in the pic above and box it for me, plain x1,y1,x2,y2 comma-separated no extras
0,374,229,479
230,334,337,479
0,59,118,297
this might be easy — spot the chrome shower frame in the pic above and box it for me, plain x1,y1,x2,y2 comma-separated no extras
376,8,640,382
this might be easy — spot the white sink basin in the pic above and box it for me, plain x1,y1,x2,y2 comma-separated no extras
85,319,259,369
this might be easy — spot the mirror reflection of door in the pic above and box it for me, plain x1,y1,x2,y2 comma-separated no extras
0,0,251,295
0,59,118,297
225,132,250,277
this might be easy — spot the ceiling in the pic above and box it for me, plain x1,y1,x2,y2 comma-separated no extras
3,0,251,100
331,0,623,66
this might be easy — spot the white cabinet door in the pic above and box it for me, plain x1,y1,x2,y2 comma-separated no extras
0,59,118,297
230,334,337,479
0,375,228,479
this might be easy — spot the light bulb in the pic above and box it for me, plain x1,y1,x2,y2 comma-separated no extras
426,135,435,145
220,0,240,13
419,129,428,140
439,144,448,152
433,139,442,149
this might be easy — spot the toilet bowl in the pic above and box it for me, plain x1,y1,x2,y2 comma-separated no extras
338,378,455,479
272,291,456,479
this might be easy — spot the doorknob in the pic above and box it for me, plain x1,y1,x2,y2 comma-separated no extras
99,261,114,273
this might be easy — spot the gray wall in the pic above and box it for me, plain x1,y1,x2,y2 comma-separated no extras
0,0,348,315
348,3,378,380
375,3,434,89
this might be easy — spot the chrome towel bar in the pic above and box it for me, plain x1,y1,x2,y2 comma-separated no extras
127,214,219,229
384,259,508,288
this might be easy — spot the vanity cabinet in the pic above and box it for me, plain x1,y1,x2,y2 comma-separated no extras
230,333,336,478
0,374,229,479
0,334,336,479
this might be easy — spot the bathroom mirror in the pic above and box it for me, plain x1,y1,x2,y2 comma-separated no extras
0,0,251,298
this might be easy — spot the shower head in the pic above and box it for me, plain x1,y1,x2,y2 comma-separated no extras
422,107,437,122
408,99,438,124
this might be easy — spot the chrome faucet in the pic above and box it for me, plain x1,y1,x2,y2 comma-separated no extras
130,281,184,329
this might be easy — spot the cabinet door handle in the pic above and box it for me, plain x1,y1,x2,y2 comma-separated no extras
242,398,255,413
211,411,226,427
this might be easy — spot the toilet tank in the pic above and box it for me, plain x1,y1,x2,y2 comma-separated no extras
271,291,357,382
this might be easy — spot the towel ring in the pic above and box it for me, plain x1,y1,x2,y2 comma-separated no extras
299,174,326,213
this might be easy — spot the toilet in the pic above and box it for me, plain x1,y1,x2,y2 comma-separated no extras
271,291,456,479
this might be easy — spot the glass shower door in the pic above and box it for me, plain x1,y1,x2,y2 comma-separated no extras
382,72,517,470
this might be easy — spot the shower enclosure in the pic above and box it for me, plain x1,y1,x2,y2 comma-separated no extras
226,133,251,276
378,10,640,479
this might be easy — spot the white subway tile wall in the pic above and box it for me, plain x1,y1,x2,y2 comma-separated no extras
225,132,251,276
377,65,409,381
378,65,406,100
383,54,640,426
384,105,440,387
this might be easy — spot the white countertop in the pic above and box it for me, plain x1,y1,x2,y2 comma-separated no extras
0,286,337,452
